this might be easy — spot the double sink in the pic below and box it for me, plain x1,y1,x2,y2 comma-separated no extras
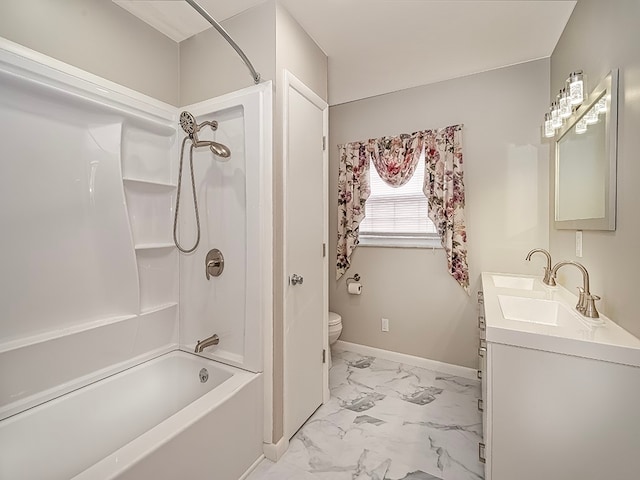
490,274,599,327
482,272,640,374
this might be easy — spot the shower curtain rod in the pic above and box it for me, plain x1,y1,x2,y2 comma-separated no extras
185,0,261,84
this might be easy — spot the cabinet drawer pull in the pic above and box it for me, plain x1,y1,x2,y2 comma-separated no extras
478,398,484,412
478,443,486,463
477,291,484,301
479,339,487,349
478,316,486,330
477,369,483,380
478,347,487,357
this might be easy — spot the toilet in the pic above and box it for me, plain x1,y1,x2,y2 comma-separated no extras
328,311,343,368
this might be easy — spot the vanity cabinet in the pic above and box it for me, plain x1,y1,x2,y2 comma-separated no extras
479,273,640,480
476,291,487,467
488,343,640,480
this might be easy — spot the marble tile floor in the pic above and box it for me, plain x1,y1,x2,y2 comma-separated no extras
246,349,484,480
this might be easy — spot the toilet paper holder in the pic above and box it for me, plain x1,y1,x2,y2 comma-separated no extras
346,273,361,285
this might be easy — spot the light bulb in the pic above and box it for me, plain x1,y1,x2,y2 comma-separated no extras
559,89,572,119
568,70,585,106
595,97,607,115
543,113,555,138
551,102,563,129
584,107,598,125
575,118,588,134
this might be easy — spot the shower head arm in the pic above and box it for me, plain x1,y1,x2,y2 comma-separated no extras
197,120,218,132
189,120,218,145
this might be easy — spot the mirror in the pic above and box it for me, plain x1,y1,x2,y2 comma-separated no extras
555,69,618,230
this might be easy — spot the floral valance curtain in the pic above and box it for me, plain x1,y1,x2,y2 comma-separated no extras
367,134,423,186
336,125,469,293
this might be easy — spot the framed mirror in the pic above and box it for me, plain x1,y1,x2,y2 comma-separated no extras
555,69,618,230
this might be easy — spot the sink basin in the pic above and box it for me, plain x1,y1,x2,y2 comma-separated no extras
492,275,535,290
497,295,577,326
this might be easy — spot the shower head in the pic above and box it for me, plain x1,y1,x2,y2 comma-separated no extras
180,110,232,160
210,142,231,159
180,111,196,135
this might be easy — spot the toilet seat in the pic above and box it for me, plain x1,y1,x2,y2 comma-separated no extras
328,312,343,369
328,312,342,345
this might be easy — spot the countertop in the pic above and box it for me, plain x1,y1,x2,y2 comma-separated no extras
481,272,640,367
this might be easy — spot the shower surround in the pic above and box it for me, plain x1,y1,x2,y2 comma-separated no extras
0,38,272,479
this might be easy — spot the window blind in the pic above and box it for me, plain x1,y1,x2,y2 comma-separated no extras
360,153,438,237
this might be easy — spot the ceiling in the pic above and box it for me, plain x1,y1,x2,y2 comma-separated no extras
114,0,576,105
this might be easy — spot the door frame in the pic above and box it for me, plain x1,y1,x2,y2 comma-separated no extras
282,69,329,439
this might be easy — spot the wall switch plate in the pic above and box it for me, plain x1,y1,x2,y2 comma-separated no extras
576,230,583,257
381,318,389,332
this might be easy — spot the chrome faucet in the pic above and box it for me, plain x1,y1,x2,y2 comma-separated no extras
195,333,220,353
525,248,556,286
550,261,601,318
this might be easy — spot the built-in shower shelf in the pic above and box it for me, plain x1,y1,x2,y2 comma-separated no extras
135,243,175,250
123,178,177,189
0,313,139,354
140,302,178,316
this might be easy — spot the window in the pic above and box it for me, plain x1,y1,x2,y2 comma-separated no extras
359,153,441,248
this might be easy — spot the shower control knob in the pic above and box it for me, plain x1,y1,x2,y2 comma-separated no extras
290,274,304,286
205,249,224,279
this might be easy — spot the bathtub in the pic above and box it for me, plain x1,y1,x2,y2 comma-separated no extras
0,350,263,480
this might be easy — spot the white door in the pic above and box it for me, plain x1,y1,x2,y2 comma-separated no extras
283,70,328,439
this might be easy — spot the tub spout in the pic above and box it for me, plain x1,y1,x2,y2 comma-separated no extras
195,334,219,353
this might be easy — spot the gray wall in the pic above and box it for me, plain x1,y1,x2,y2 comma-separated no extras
179,1,276,106
330,59,550,369
275,4,328,101
179,1,326,104
550,0,640,338
0,0,180,105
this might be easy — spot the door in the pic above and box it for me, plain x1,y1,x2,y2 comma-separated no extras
283,70,328,439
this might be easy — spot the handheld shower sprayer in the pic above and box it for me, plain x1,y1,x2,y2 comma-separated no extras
179,110,197,136
173,111,232,253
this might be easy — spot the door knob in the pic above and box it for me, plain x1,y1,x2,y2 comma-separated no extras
290,273,304,286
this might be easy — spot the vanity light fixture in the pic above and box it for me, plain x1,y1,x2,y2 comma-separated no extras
568,70,585,106
551,102,563,129
542,69,587,139
559,89,572,119
544,113,555,138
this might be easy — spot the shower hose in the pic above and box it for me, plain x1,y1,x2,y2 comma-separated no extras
173,136,201,254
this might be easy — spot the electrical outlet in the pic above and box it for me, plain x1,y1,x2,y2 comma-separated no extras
576,230,583,257
381,318,389,332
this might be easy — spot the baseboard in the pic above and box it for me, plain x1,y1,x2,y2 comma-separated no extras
333,340,477,380
263,435,289,462
238,455,265,480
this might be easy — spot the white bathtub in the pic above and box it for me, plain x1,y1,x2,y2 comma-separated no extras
0,350,263,480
